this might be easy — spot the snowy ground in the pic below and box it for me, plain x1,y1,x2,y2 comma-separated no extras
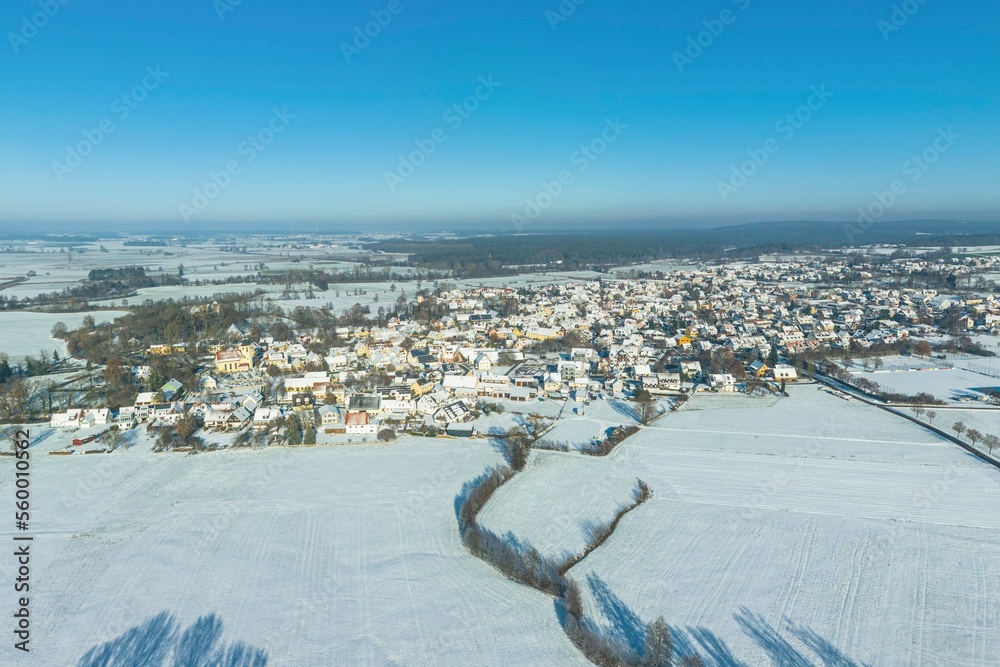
902,406,1000,456
0,435,590,667
536,418,629,452
0,310,127,360
478,450,639,561
848,355,1000,403
560,386,1000,666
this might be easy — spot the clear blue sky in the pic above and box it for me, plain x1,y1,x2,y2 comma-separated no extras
1,0,998,232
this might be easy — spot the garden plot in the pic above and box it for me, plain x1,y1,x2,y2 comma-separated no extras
0,436,590,667
553,385,1000,666
477,450,640,562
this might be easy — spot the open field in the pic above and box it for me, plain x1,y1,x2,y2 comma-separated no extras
559,386,1000,666
535,418,631,452
0,310,127,360
478,450,639,561
0,436,589,667
847,354,1000,403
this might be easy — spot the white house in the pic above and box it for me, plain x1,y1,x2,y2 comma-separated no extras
709,374,736,392
253,407,282,430
772,364,798,381
50,409,85,429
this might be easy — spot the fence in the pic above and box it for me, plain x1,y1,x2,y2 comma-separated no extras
967,362,1000,379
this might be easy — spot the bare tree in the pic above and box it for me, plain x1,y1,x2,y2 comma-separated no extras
503,426,532,470
636,388,660,425
967,429,982,448
926,410,936,424
641,616,674,667
953,421,966,439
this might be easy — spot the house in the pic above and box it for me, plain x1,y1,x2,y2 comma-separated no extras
252,407,282,430
345,410,377,435
680,360,702,380
434,400,472,423
318,404,343,426
442,373,478,396
709,374,736,392
772,364,798,381
205,407,251,431
116,407,138,429
509,385,537,402
50,408,86,429
149,403,185,425
348,394,382,414
241,391,264,412
134,391,157,422
656,372,682,391
473,353,493,371
79,408,109,428
284,372,331,399
159,378,183,401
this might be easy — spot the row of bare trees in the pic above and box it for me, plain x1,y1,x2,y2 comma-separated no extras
456,464,690,666
949,420,1000,456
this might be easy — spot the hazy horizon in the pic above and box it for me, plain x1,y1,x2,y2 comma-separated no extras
3,1,999,232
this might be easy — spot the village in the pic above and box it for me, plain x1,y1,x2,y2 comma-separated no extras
43,250,1000,453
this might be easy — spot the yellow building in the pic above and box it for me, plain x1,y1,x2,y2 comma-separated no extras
214,348,255,374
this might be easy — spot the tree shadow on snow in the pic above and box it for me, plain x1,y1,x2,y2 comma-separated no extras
587,574,647,655
685,625,748,667
76,611,267,667
733,607,813,667
607,399,641,423
784,618,871,667
734,607,869,667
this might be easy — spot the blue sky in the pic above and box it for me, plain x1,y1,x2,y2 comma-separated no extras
1,0,998,232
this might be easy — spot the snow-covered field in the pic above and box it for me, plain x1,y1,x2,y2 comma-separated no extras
0,310,127,360
848,354,1000,403
478,450,639,561
3,386,998,666
0,436,589,667
903,406,1000,451
561,387,1000,666
536,418,629,452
